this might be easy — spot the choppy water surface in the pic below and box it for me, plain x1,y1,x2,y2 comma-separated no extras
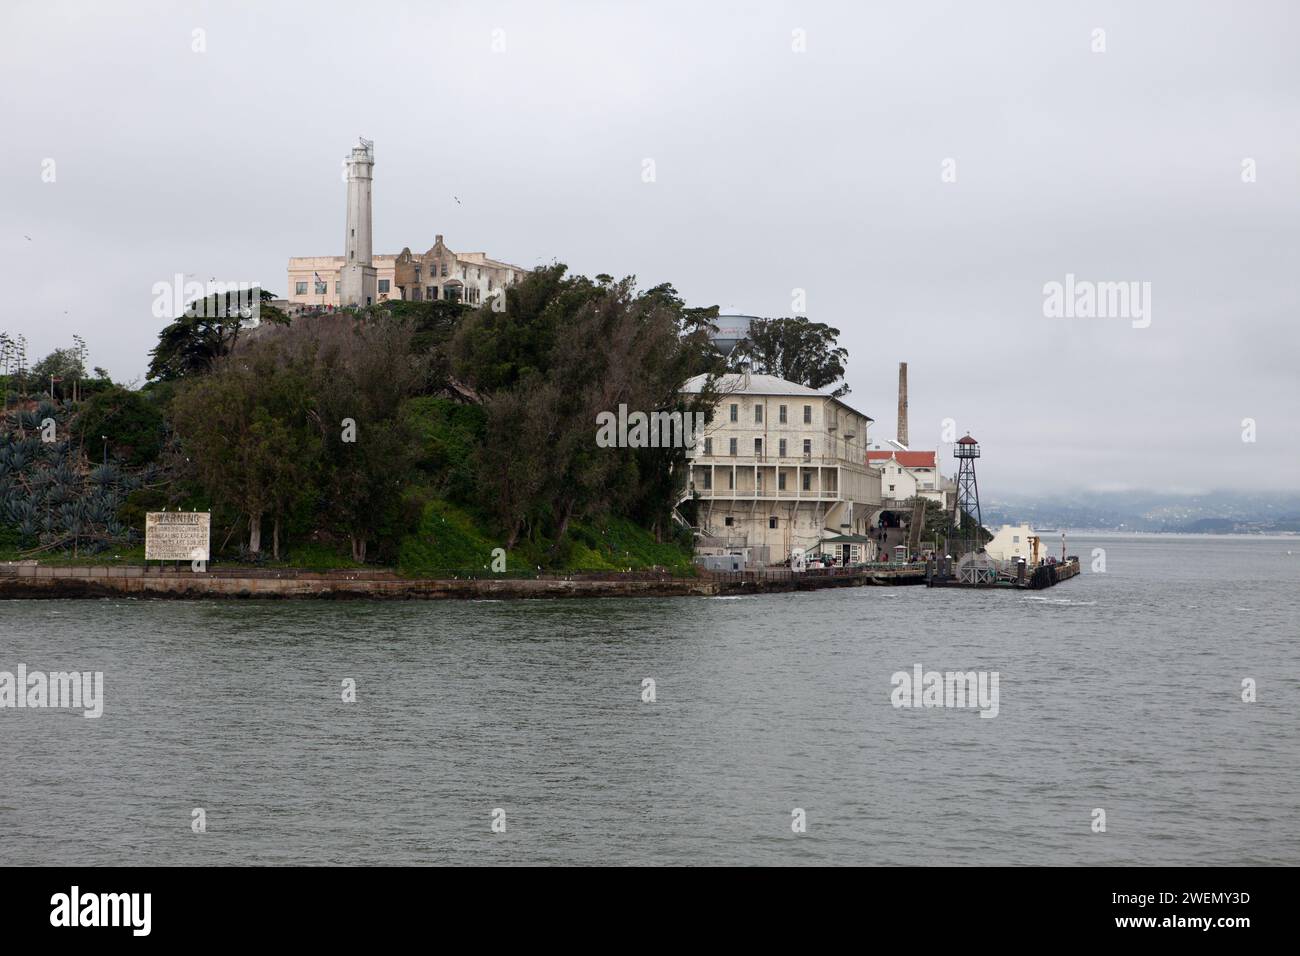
1,534,1297,865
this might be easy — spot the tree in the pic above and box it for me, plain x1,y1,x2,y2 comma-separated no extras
147,290,284,382
309,316,429,562
31,346,87,397
455,267,710,553
170,338,318,556
728,316,850,395
72,386,166,466
148,312,245,382
0,332,30,406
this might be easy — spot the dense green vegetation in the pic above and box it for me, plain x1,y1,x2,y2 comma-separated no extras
1,267,734,572
727,317,851,396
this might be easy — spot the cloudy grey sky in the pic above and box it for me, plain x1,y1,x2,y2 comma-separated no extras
3,0,1297,494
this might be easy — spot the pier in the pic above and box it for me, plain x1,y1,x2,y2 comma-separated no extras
925,555,1081,590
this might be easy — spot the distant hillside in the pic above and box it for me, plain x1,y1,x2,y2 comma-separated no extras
982,490,1300,534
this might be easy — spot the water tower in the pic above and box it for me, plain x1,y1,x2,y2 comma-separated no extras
953,433,982,549
709,315,757,355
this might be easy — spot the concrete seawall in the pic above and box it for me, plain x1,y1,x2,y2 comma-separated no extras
0,564,718,600
0,563,932,601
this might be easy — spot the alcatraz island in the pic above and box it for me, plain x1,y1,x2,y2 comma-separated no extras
0,140,1077,600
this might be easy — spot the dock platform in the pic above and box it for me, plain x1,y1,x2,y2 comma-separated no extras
926,556,1081,590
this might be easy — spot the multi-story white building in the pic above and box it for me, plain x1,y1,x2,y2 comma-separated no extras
867,449,953,510
680,372,882,563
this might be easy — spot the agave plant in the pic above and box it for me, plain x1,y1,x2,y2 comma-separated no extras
89,463,119,487
0,397,152,552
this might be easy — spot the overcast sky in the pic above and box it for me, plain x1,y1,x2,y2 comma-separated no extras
2,0,1297,494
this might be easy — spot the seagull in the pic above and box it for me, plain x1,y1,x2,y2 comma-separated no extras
23,235,32,241
453,196,462,205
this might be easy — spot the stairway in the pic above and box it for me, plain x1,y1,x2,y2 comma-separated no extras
906,498,926,555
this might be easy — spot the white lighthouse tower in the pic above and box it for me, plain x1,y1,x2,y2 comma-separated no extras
339,138,376,308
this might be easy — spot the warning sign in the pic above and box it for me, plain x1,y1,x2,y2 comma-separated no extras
144,512,211,561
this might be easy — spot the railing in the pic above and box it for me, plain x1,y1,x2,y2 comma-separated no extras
701,564,926,585
689,454,850,467
691,488,840,500
695,534,748,548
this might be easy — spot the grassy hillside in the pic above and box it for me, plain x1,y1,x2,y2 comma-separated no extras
396,500,694,576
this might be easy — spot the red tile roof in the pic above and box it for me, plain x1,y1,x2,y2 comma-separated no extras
867,450,937,468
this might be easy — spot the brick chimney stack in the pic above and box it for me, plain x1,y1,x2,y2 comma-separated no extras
897,362,909,448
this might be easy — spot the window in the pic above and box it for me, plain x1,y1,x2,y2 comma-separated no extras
441,263,448,277
728,470,734,489
803,439,812,459
754,438,763,457
415,267,421,280
335,282,341,293
889,484,895,492
729,404,738,422
295,281,308,295
702,470,712,490
378,279,390,293
778,472,786,490
779,439,787,457
769,517,778,529
755,405,763,423
703,437,712,455
803,405,812,424
725,516,734,527
1012,535,1020,543
314,281,326,294
802,471,812,491
756,472,763,490
427,286,436,300
779,405,787,424
729,438,737,456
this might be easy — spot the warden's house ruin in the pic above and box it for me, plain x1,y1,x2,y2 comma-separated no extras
680,371,882,565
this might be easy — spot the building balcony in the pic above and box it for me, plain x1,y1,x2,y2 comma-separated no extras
690,454,848,468
686,487,842,501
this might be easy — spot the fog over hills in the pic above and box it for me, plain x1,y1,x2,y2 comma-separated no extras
982,489,1300,533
